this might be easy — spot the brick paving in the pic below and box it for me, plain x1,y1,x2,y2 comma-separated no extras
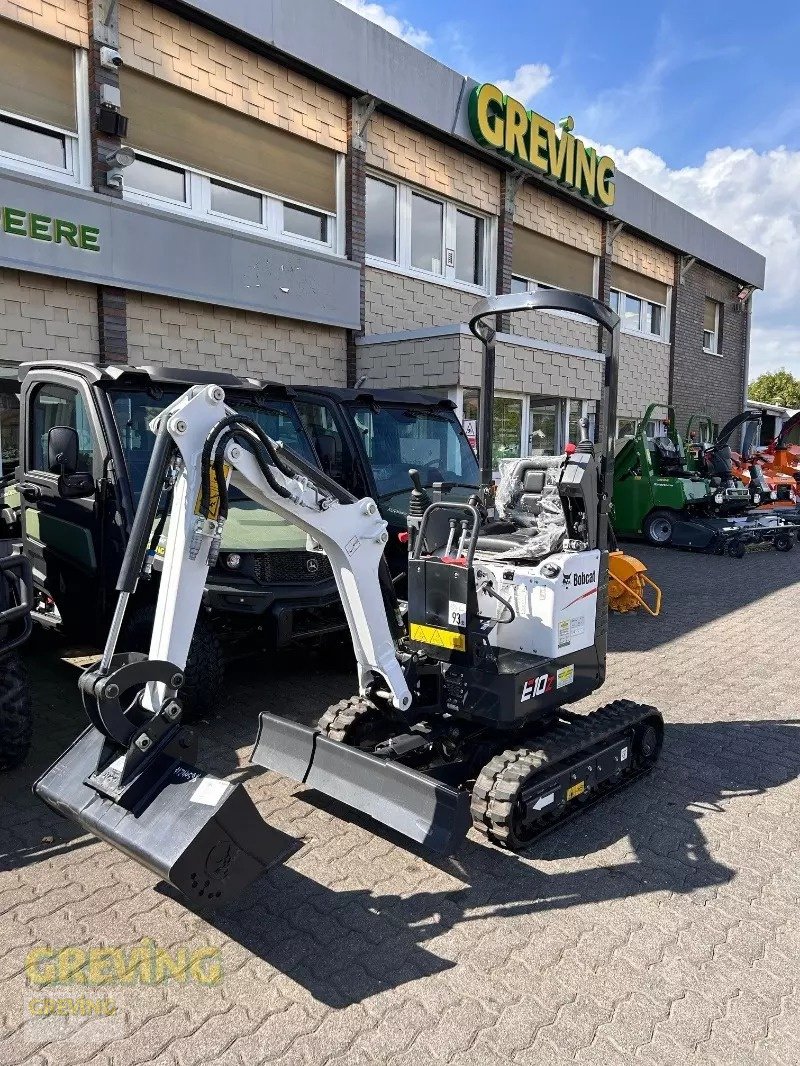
1,544,798,1065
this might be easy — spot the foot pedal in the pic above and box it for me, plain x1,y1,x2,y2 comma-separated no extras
34,728,300,904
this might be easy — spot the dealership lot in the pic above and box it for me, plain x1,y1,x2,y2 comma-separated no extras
2,545,798,1066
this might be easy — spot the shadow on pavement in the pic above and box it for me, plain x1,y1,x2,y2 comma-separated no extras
196,717,799,1008
609,543,800,652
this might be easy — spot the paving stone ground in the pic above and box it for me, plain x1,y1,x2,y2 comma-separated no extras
1,544,798,1065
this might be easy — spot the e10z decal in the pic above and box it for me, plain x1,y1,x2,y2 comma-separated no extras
521,663,575,703
520,672,554,703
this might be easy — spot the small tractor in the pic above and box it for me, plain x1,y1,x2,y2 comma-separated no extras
35,290,665,905
613,405,799,554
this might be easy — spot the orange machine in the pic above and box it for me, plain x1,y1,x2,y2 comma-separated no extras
759,412,800,490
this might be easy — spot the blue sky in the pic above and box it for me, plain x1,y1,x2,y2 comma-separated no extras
340,1,800,382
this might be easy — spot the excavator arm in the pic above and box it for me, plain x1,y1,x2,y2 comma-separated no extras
33,382,413,904
137,383,411,717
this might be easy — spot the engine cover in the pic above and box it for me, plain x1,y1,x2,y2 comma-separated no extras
476,549,601,658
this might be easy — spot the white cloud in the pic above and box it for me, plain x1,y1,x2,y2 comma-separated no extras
334,0,431,50
594,143,800,380
496,63,553,106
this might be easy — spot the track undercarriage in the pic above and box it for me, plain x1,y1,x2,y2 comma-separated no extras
254,690,664,855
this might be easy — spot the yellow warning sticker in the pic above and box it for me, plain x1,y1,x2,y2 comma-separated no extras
194,464,231,521
409,623,466,652
566,780,585,801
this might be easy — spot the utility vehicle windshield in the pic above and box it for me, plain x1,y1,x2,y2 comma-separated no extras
346,404,479,501
108,388,317,504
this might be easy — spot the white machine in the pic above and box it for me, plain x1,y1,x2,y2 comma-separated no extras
35,289,663,906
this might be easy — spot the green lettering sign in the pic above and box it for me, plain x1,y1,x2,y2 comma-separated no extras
0,207,100,250
468,84,616,208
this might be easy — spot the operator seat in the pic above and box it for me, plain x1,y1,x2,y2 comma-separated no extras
653,436,687,476
476,457,563,557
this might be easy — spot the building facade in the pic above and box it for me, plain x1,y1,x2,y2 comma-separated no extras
0,0,766,470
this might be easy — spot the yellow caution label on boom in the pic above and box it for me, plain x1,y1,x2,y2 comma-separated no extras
194,464,231,521
566,781,585,801
409,623,466,652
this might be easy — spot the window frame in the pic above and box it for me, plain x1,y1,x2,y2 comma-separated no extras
511,266,600,320
609,285,670,343
0,48,89,187
122,148,343,256
703,299,722,356
364,170,495,295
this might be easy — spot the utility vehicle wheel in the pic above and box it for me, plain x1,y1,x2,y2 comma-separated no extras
643,510,676,546
318,695,401,749
727,538,745,559
121,607,224,721
774,532,793,552
0,652,32,771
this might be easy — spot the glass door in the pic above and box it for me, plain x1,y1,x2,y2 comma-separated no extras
528,398,561,455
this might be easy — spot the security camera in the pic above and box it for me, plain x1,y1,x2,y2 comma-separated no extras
104,145,136,168
104,145,136,188
100,46,123,69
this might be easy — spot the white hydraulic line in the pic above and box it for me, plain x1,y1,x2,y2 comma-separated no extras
142,384,412,715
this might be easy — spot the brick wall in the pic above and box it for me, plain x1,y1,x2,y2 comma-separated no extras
0,269,99,363
617,335,671,421
366,112,501,213
126,292,347,385
514,183,603,255
511,310,598,354
671,261,747,431
356,333,462,390
611,229,674,283
357,329,603,399
0,0,89,47
118,0,347,151
363,269,478,335
461,336,604,398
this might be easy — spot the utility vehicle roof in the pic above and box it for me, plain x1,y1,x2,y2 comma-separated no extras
291,384,458,410
17,362,457,410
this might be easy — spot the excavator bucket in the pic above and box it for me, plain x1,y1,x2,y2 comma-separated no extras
34,726,300,905
252,713,472,854
608,551,662,616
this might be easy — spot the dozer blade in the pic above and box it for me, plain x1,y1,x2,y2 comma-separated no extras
252,713,472,855
34,728,300,905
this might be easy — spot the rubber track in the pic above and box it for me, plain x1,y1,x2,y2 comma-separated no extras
470,699,660,848
318,695,376,743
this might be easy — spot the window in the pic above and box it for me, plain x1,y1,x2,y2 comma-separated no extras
211,180,261,223
0,21,84,183
513,226,596,296
455,209,484,285
283,203,328,242
703,298,722,354
120,68,339,251
617,418,637,438
346,404,479,500
365,173,491,290
410,193,444,274
125,152,337,250
126,157,187,203
609,288,668,340
366,177,397,261
295,399,360,494
108,388,315,504
31,385,94,473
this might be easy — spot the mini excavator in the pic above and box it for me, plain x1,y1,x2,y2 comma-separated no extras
35,291,664,905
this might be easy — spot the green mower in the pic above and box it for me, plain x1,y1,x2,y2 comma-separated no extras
612,405,799,553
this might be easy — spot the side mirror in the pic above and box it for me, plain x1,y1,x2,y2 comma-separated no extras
57,471,95,499
47,426,79,476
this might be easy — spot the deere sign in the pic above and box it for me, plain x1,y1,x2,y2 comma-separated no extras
468,84,615,208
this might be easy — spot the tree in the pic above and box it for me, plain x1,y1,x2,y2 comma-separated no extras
748,368,800,409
